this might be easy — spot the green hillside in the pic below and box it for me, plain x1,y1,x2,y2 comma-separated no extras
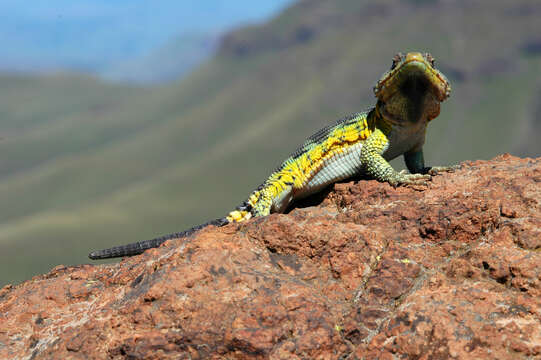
1,0,540,286
102,32,219,84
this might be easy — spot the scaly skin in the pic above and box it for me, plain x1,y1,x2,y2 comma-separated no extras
89,51,454,260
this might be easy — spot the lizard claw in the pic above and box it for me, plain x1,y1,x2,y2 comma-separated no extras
390,164,459,187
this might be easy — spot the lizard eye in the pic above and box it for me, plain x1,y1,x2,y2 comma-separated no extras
425,53,435,67
390,52,403,70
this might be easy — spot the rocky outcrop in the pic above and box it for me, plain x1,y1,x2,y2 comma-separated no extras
1,154,540,359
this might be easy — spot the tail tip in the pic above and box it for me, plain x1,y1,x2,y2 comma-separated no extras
88,251,102,260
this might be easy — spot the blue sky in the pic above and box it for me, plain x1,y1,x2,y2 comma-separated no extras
0,0,292,72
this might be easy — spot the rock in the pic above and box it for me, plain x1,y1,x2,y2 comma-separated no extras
1,154,540,359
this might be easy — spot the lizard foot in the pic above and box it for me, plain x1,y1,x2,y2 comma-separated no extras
427,164,460,176
388,170,431,187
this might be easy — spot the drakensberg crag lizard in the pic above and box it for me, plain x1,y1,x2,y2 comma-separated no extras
89,52,453,260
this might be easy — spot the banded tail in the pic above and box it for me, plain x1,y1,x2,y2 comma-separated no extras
88,184,276,260
88,218,229,260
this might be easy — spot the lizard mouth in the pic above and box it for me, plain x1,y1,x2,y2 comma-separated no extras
374,54,451,103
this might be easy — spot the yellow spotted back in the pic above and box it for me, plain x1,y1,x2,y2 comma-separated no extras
227,111,375,221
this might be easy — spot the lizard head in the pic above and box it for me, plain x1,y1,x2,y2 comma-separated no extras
373,52,451,124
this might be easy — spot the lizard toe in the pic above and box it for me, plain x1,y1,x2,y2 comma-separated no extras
388,173,431,187
427,165,460,175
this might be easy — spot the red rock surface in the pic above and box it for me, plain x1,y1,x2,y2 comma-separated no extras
1,154,540,359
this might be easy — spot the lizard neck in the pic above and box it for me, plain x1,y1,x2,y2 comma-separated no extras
371,101,393,135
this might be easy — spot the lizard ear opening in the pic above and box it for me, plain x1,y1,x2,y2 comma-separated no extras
425,53,435,67
390,52,404,70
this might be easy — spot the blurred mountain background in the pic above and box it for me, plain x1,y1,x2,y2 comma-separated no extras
1,0,540,286
0,0,292,83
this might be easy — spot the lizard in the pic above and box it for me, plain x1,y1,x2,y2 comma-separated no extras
89,51,453,260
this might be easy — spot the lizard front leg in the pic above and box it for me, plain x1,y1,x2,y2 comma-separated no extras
360,129,431,186
404,148,459,176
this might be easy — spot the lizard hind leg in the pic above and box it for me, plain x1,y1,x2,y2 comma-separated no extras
226,192,260,223
226,207,253,222
229,182,293,222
